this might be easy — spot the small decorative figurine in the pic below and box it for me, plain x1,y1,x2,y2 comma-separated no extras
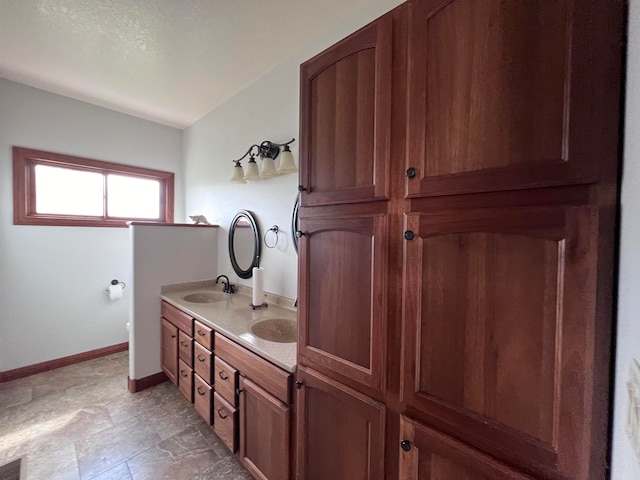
189,215,211,225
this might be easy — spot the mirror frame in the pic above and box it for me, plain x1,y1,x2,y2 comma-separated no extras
229,210,261,279
292,197,300,254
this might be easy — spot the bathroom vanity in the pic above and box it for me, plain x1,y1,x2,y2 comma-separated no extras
159,282,296,480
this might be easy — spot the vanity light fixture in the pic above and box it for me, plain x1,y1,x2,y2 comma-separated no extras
230,138,296,183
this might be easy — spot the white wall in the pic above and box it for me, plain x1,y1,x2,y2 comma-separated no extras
130,225,218,380
183,0,404,301
612,1,640,477
0,79,183,372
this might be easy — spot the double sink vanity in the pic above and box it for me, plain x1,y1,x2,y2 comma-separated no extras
159,280,296,480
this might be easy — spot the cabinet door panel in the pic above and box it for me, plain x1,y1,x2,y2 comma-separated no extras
161,318,178,385
239,377,290,480
296,367,385,480
399,416,536,480
401,206,601,479
406,0,607,197
300,13,392,206
298,213,387,392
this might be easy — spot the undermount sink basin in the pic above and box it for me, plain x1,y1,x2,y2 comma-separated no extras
181,292,227,303
250,319,297,343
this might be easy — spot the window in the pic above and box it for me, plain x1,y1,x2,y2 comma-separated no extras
13,147,174,227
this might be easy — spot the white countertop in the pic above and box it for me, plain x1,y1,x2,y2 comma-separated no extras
160,281,297,372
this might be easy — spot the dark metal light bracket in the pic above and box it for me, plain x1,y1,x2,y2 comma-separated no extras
232,138,295,164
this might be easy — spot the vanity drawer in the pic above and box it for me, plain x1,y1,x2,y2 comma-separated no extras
215,333,291,404
214,392,238,453
178,331,193,366
214,356,238,405
178,359,193,403
194,320,214,350
194,342,213,384
194,374,213,425
162,301,193,336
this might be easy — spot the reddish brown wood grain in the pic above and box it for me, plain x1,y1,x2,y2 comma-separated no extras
12,147,174,227
405,0,621,198
399,415,538,479
194,373,213,425
215,333,291,405
239,377,291,480
295,367,386,480
401,205,603,478
161,318,178,386
297,211,388,394
213,392,238,453
296,0,623,478
300,14,392,206
161,301,193,336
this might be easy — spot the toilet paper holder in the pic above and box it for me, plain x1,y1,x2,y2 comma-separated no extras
106,279,126,291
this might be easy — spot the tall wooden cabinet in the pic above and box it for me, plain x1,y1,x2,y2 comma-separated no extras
297,0,624,479
297,6,400,479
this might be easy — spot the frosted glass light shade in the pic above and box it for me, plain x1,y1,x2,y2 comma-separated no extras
261,157,279,178
277,148,297,173
230,164,246,183
244,159,261,181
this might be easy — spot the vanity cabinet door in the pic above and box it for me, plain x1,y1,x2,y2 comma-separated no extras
297,210,388,393
239,377,291,480
299,11,392,206
405,0,622,198
398,416,535,480
161,318,178,385
296,367,385,480
401,205,607,479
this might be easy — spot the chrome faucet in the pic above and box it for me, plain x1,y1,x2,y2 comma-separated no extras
215,275,235,294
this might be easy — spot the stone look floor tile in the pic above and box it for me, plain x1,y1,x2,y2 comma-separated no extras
0,352,248,480
75,419,160,479
191,457,254,480
0,382,33,410
126,427,219,480
22,443,80,480
87,462,132,480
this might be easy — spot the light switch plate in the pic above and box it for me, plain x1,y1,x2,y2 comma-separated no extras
626,358,640,462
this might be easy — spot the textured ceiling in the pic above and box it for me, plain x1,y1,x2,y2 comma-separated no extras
0,0,375,128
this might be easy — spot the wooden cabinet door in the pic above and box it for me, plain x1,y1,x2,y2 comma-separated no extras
298,211,387,392
161,317,178,385
398,416,536,480
401,205,606,479
296,367,385,480
239,377,291,480
405,0,622,198
299,12,392,206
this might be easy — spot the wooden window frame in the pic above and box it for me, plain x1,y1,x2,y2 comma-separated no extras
13,147,174,227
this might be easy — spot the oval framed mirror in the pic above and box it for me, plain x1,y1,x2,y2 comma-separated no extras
291,197,300,254
229,210,260,279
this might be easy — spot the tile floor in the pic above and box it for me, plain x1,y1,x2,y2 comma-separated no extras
0,352,253,480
